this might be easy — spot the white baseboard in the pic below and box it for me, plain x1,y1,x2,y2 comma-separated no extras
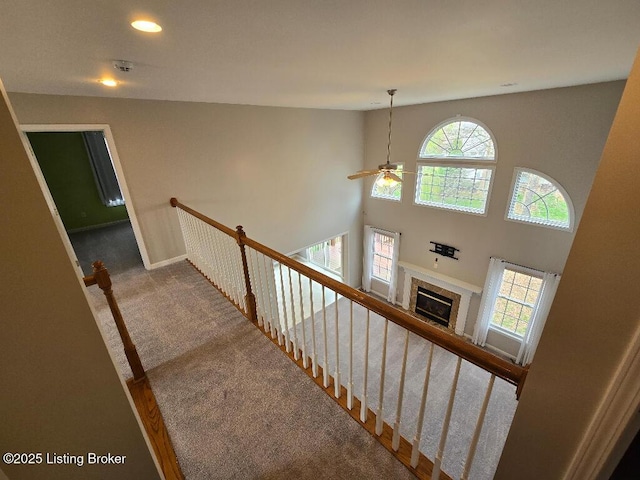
67,218,130,234
148,254,187,270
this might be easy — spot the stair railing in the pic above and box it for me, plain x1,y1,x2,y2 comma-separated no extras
84,260,146,382
170,197,527,480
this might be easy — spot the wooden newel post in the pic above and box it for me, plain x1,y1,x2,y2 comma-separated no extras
92,261,146,382
235,226,258,324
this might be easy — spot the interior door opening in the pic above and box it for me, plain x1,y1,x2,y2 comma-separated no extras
22,125,149,276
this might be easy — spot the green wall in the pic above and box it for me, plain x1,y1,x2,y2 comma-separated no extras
28,132,128,231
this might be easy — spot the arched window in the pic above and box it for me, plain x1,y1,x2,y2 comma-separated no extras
506,168,574,231
415,118,496,215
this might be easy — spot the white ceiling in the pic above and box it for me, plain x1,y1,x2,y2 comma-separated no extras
1,1,639,110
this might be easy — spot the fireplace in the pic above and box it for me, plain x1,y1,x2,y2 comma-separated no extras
399,261,482,336
415,286,454,327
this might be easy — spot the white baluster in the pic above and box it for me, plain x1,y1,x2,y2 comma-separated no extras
297,273,308,369
214,230,228,296
195,219,207,272
411,343,435,468
333,294,341,398
223,235,235,303
287,267,299,360
432,356,463,480
278,262,291,352
376,319,389,436
179,210,193,261
192,219,204,273
204,226,218,285
347,300,353,410
198,221,212,280
392,329,410,451
461,374,496,480
217,230,230,296
247,249,263,327
321,286,329,388
209,227,222,290
255,251,271,333
262,255,281,343
308,278,318,378
185,213,196,263
230,237,244,308
360,310,370,423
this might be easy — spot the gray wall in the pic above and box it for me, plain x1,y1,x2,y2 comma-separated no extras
9,94,365,286
0,84,160,479
363,81,624,354
496,48,640,480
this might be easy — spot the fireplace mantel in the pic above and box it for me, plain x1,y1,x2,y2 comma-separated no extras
399,261,482,335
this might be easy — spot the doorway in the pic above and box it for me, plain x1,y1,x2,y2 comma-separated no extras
22,124,149,276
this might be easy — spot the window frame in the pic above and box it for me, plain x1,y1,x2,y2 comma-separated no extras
371,230,395,283
306,235,344,279
505,167,575,232
414,117,497,216
489,264,543,341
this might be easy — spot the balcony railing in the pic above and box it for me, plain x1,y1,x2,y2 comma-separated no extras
170,197,528,480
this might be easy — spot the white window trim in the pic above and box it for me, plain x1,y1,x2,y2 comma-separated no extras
415,116,497,216
291,231,349,283
473,258,561,365
362,226,401,304
488,262,543,339
505,167,575,232
413,163,495,216
419,116,498,162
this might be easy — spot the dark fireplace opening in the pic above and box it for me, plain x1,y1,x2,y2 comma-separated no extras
415,286,453,327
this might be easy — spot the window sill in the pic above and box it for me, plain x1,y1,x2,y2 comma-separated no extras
489,325,524,343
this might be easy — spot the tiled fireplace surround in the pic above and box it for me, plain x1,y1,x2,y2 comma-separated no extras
399,261,482,336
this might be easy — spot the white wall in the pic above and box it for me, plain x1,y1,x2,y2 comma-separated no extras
496,48,640,480
363,81,624,354
0,83,160,479
8,93,365,286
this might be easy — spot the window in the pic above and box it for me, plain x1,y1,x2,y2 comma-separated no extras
306,236,343,278
507,168,574,231
473,258,561,365
82,131,125,207
371,165,403,201
362,226,401,304
491,268,542,337
372,231,394,282
415,118,496,215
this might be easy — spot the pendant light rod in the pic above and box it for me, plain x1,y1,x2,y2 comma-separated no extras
386,89,397,166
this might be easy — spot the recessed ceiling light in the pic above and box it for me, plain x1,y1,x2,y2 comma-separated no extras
100,78,118,87
131,20,162,33
500,82,518,87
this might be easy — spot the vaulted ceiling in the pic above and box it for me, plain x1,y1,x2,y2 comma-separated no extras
1,1,639,110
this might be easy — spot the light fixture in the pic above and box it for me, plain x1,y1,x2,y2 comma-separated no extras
376,171,399,188
131,20,162,33
100,78,118,87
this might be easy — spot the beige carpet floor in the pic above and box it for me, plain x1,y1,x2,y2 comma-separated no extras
89,261,420,479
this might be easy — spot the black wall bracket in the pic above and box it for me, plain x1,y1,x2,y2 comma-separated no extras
429,241,459,260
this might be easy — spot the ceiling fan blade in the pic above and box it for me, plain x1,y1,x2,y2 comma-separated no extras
347,170,380,180
387,172,403,183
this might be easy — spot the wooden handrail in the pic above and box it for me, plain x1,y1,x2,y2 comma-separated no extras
170,197,527,394
84,260,146,382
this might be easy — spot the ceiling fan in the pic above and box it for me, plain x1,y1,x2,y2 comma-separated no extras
348,89,411,186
